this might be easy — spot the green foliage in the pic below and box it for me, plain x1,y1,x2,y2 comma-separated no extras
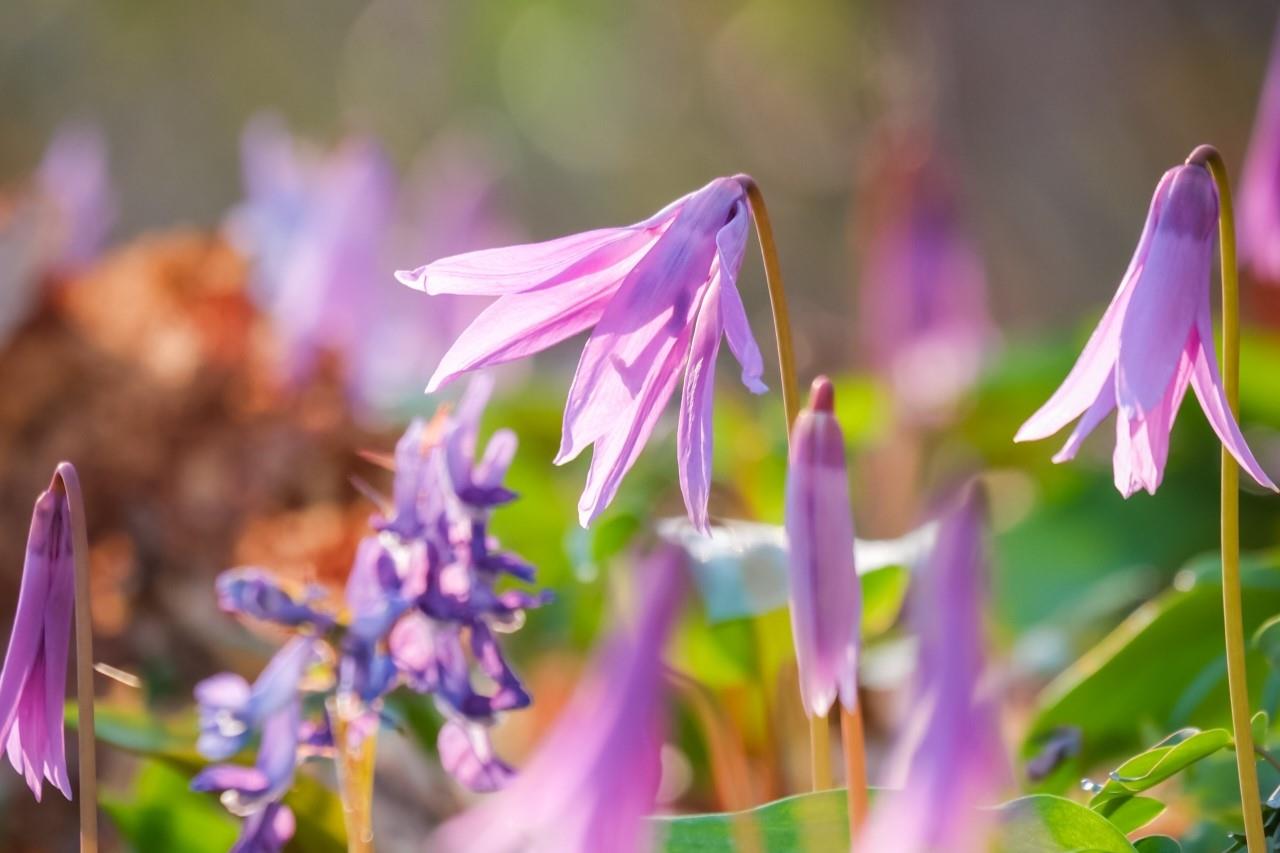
994,795,1137,853
103,760,240,853
652,789,851,852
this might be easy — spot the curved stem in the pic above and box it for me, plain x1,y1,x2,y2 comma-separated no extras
840,705,869,832
53,463,98,853
1189,143,1266,853
742,178,868,807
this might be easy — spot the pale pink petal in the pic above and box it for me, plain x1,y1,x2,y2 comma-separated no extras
1188,307,1279,491
677,278,724,535
1050,369,1116,463
1113,345,1192,497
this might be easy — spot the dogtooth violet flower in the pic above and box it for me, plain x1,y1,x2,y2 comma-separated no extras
859,484,1007,853
0,469,80,801
1014,162,1278,496
858,139,993,421
227,116,519,417
396,175,770,531
1240,18,1280,285
429,544,689,853
784,375,860,718
192,376,547,840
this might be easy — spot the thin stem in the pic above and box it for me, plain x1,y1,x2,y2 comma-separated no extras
1189,143,1266,853
840,706,869,833
54,464,98,853
742,176,868,805
329,698,377,853
665,668,757,811
1254,744,1280,775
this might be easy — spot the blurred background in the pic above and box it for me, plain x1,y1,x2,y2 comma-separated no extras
3,1,1280,850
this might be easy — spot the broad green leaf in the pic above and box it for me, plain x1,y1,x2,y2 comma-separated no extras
994,795,1136,853
652,789,851,852
1024,561,1280,788
1132,837,1181,853
1090,795,1165,834
1087,729,1231,804
102,759,239,853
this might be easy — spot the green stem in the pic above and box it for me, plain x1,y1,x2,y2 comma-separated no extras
1189,143,1266,853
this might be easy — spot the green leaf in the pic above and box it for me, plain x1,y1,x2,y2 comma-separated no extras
652,788,851,851
1254,615,1280,672
1132,837,1181,853
1023,561,1280,788
1087,729,1232,804
102,759,239,853
1090,795,1165,834
994,795,1136,853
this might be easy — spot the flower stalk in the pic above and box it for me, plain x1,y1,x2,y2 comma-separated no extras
53,464,98,853
742,179,868,818
1188,143,1266,853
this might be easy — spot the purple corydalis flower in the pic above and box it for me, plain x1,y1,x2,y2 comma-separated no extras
1015,162,1278,496
230,801,295,853
216,568,333,631
397,175,769,530
1240,19,1280,285
859,484,1006,853
784,376,859,718
859,147,992,419
428,546,688,853
0,470,78,801
195,637,316,761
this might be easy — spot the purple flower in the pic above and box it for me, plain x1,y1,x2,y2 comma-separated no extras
0,475,77,801
397,176,769,530
428,545,688,853
859,149,992,419
195,638,316,762
34,123,115,274
859,484,1007,853
1240,19,1280,285
1014,163,1278,496
784,376,859,719
230,801,295,853
216,568,332,631
228,117,520,418
192,696,303,816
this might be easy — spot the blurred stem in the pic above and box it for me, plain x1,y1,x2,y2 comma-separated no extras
54,464,98,853
840,706,868,833
808,715,831,791
329,701,378,853
1189,143,1265,853
666,669,758,817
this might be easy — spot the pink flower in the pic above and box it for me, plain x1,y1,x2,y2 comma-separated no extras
784,376,859,718
859,484,1007,853
397,176,768,530
1240,18,1280,285
1014,163,1277,496
428,546,688,853
0,467,80,801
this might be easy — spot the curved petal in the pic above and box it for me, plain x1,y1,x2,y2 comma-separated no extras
716,199,767,393
677,277,724,534
1189,306,1279,490
1113,344,1192,497
1051,369,1117,463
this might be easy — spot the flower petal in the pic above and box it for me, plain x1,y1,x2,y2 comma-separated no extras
715,199,767,394
1113,344,1192,497
1188,306,1279,491
1050,369,1117,463
677,277,724,535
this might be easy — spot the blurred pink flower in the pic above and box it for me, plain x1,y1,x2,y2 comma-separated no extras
428,545,688,853
1240,18,1280,285
859,148,992,420
784,375,859,718
0,468,79,801
1015,163,1277,496
859,484,1006,853
227,117,520,419
397,176,767,529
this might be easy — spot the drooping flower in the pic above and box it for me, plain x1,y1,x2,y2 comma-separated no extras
397,175,769,530
857,137,993,420
1240,19,1280,285
784,375,859,718
859,483,1007,853
227,117,520,418
228,801,295,853
0,469,79,801
429,545,688,853
1014,162,1278,496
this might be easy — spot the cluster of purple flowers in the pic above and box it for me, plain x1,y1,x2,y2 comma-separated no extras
191,374,548,850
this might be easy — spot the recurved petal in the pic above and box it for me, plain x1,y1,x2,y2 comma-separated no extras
715,199,767,394
1051,369,1117,463
677,278,724,535
1188,307,1279,491
425,257,628,392
396,223,666,296
437,720,514,793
